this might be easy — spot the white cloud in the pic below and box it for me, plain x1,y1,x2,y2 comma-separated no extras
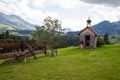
89,6,120,23
59,16,89,31
49,0,84,9
29,0,46,8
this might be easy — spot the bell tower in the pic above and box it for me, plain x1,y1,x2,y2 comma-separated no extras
87,17,91,27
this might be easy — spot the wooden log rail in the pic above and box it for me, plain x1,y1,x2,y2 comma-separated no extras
0,43,45,49
0,50,44,59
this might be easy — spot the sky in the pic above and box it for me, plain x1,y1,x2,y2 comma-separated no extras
0,0,120,31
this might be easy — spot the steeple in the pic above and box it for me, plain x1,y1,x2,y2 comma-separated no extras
87,17,91,27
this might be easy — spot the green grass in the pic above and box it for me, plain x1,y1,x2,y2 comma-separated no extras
0,44,120,80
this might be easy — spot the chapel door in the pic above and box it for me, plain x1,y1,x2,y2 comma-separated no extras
85,35,90,46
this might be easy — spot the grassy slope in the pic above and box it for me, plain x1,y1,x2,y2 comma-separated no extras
0,44,120,80
0,24,15,30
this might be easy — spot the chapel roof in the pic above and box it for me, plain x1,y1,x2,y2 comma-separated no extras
78,26,98,36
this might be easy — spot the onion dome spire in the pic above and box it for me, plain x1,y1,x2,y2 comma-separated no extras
87,17,91,27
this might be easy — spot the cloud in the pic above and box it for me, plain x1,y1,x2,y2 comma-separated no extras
49,0,83,9
0,0,60,24
89,6,120,22
80,0,120,7
29,0,46,8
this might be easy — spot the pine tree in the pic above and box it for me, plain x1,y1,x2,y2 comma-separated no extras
5,30,9,38
103,33,109,44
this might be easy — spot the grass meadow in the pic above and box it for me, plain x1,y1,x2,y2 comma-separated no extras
0,44,120,80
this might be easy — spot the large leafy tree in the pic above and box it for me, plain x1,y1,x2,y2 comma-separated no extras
32,17,63,56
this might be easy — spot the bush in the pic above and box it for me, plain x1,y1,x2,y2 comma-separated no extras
97,37,104,47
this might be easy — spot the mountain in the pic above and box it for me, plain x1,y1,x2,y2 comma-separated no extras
64,28,73,33
0,12,35,30
92,20,120,35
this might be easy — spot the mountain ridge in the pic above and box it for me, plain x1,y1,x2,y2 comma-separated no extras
92,20,120,35
0,12,35,30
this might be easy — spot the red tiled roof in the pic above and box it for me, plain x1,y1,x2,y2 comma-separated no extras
78,26,98,36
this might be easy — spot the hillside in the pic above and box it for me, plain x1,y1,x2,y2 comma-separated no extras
0,12,35,30
0,24,33,37
0,23,16,32
92,20,120,35
0,44,120,80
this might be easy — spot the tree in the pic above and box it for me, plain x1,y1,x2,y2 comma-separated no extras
97,37,104,47
0,30,9,39
32,17,63,56
5,30,9,38
103,33,109,44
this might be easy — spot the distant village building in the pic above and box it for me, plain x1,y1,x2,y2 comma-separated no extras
78,18,98,48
